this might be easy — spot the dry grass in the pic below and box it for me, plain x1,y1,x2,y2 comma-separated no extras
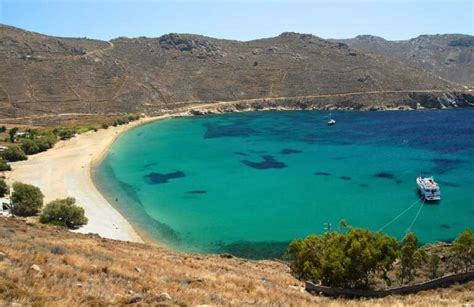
0,217,472,306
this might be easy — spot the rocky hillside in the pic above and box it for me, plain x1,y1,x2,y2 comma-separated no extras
0,25,471,119
335,34,474,86
0,217,472,305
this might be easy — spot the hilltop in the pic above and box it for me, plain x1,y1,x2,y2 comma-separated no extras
334,34,474,86
0,25,472,122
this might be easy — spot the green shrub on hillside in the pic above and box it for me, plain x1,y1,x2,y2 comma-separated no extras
101,123,109,129
0,179,9,197
397,232,427,285
2,147,27,162
40,197,88,229
0,158,11,171
450,228,474,272
286,226,399,288
11,182,44,216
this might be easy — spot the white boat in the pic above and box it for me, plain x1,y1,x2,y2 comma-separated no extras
416,176,441,201
327,112,336,126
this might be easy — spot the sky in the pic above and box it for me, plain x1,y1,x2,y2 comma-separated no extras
0,0,472,41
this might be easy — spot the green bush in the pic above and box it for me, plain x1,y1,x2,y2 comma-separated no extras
450,228,474,272
40,197,88,229
286,226,399,288
53,128,77,140
2,147,27,162
0,179,9,197
21,134,57,155
397,232,427,285
101,123,109,129
0,158,11,171
11,182,44,216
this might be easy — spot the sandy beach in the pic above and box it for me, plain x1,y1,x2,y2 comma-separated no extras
5,115,175,242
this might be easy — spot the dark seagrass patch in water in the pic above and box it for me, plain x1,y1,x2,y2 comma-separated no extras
145,171,186,184
241,155,287,169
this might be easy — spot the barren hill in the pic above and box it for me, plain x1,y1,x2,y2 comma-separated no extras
335,34,474,86
0,25,472,119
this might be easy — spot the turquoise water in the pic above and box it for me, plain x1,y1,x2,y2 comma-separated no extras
95,110,474,258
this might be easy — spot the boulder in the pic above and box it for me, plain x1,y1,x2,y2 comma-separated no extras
159,292,172,300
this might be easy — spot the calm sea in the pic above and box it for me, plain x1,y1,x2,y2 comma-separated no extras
94,110,474,258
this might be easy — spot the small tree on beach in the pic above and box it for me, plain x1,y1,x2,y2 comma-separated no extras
40,197,88,229
11,182,44,216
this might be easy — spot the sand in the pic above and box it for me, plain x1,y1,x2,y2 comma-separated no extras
5,115,176,242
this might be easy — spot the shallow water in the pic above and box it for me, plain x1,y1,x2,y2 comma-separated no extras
95,110,474,259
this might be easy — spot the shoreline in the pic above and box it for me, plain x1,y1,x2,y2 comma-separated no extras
5,114,180,243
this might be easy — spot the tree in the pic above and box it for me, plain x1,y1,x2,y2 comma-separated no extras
0,158,11,171
451,228,474,272
373,232,400,286
8,127,18,143
286,227,400,289
0,126,6,133
2,147,27,162
397,232,427,285
40,197,88,229
11,182,44,216
0,179,9,197
101,123,109,129
428,254,441,279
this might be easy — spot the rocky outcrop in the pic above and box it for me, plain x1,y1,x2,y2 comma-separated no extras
158,33,225,58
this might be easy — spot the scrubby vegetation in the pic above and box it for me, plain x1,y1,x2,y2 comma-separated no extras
40,197,87,229
0,179,9,197
0,114,142,159
286,224,473,289
0,217,471,306
11,182,44,216
0,158,11,171
20,133,57,155
450,229,474,273
112,114,141,127
1,147,27,162
53,127,76,140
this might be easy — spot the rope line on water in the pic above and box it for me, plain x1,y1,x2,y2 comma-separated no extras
378,197,422,232
406,199,425,235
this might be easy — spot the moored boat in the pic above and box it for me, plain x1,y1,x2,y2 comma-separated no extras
327,112,336,125
416,176,441,201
